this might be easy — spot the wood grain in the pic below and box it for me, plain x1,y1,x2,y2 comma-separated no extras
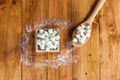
0,0,120,80
99,0,120,80
0,0,21,80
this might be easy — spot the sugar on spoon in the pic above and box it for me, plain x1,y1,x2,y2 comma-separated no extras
72,0,106,47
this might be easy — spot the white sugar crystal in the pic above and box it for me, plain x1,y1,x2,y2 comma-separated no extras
86,33,91,38
76,34,80,39
50,37,55,41
87,25,91,29
55,41,59,46
44,31,48,36
48,29,53,33
49,33,55,38
52,33,56,37
50,44,54,48
53,41,59,46
80,32,84,37
53,30,58,35
46,47,50,51
41,40,45,45
55,35,60,40
46,41,51,45
37,39,41,45
88,29,91,33
79,36,86,44
78,26,82,30
41,47,44,50
37,34,41,37
44,37,49,40
53,45,58,49
46,42,53,49
80,29,85,34
39,29,44,34
73,38,78,43
81,25,85,28
40,45,45,50
79,39,84,44
41,34,45,38
38,34,45,38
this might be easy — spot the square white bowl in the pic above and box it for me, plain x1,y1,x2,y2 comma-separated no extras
36,28,60,52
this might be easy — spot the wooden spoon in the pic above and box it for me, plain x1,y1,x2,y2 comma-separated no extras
72,0,106,47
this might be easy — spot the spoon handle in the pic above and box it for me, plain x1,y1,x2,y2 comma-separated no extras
85,0,106,25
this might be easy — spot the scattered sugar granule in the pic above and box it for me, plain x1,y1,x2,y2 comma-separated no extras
73,38,78,43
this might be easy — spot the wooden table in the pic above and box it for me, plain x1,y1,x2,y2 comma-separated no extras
0,0,120,80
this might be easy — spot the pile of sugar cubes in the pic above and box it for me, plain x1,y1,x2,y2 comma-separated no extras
73,25,91,44
36,28,60,52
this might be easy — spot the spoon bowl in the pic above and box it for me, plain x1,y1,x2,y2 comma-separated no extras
72,0,106,47
72,23,92,47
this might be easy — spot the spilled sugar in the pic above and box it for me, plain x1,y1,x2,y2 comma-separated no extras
21,19,79,68
21,47,78,68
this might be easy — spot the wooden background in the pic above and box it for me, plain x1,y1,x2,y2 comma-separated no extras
0,0,120,80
